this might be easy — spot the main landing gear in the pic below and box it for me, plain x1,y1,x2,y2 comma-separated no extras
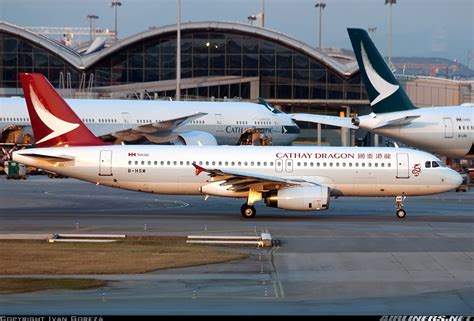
241,204,256,219
395,196,406,219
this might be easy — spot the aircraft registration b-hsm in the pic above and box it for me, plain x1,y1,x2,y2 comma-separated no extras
294,28,474,159
13,73,462,219
0,96,300,146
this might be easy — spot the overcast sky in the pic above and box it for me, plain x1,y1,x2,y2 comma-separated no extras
1,0,473,63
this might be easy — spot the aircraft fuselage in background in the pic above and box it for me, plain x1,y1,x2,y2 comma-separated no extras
0,97,300,145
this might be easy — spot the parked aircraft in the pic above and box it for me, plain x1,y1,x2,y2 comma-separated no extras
293,28,474,159
0,96,300,146
13,73,461,218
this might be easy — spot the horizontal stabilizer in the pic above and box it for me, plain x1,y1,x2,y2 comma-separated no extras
372,115,420,129
291,113,358,129
18,153,75,163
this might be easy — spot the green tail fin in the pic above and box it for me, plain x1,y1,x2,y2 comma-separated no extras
347,28,416,113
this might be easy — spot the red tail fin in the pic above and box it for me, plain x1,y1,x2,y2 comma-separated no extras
19,73,106,147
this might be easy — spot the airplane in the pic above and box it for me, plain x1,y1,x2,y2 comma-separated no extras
0,96,300,146
292,28,474,159
12,73,462,219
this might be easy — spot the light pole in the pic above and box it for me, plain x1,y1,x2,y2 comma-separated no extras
111,0,122,41
261,0,265,27
176,0,181,100
385,0,396,69
86,14,99,42
315,2,326,50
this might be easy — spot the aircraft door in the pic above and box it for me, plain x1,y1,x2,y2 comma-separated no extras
396,153,409,179
99,150,113,176
443,117,453,138
215,114,224,132
275,159,283,173
285,159,293,173
122,112,131,128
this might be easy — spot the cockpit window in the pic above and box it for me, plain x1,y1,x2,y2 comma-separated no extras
425,161,431,168
431,161,440,168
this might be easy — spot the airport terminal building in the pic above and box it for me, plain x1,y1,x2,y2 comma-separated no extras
0,21,472,144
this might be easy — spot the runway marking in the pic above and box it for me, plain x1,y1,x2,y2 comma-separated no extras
269,245,285,299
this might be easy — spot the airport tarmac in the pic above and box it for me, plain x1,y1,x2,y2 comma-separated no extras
0,176,473,315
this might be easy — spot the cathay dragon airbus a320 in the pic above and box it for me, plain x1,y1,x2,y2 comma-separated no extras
13,74,461,218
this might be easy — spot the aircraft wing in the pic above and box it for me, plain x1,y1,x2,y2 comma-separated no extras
112,112,207,141
372,115,420,129
193,163,318,192
291,113,358,129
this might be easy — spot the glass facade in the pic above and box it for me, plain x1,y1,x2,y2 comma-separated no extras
0,32,80,88
91,31,364,100
1,28,365,101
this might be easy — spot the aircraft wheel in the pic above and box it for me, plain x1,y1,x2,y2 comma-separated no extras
396,209,406,219
241,204,256,219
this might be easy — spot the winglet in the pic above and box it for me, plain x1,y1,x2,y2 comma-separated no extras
192,163,206,176
19,73,107,147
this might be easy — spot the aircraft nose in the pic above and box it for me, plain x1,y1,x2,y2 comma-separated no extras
444,169,463,188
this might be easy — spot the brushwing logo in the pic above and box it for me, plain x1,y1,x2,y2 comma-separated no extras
29,84,79,144
360,41,399,106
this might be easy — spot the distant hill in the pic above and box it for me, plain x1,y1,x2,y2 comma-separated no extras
390,57,473,80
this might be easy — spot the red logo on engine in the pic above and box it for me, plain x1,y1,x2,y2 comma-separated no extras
128,152,136,157
412,163,422,177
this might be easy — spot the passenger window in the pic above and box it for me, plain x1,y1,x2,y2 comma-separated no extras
219,161,222,166
244,162,248,166
425,161,431,168
238,162,241,166
263,162,267,166
257,162,261,166
304,162,307,167
180,161,183,165
297,162,301,167
374,163,378,167
141,161,145,165
368,163,372,167
128,161,132,165
161,161,164,165
251,162,254,166
349,163,352,167
231,162,235,166
270,162,274,166
135,161,138,165
362,163,365,167
336,162,339,167
212,161,215,166
225,161,229,166
388,163,391,167
381,163,384,167
186,161,190,165
167,161,171,165
206,161,209,165
148,161,151,165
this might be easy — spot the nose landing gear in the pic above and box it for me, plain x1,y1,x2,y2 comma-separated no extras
395,196,406,218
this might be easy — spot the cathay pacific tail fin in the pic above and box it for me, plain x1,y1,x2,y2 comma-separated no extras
347,28,416,113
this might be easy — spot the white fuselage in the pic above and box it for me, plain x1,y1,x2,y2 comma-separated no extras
0,97,300,145
358,106,474,159
13,146,461,198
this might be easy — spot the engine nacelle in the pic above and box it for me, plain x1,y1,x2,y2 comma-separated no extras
174,131,218,146
265,186,330,211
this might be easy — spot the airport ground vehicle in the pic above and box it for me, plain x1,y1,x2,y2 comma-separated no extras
4,160,27,180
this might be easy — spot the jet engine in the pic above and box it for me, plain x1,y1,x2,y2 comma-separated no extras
265,186,330,211
172,131,218,146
